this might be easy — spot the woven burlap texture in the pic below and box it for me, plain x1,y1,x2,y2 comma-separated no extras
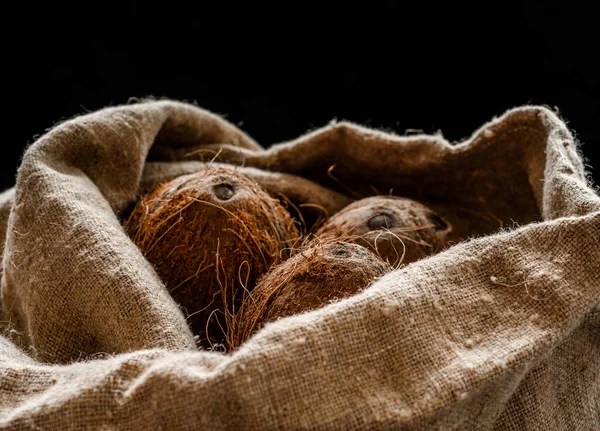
1,101,598,430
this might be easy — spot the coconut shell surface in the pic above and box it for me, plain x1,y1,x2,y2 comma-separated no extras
315,196,454,267
230,241,391,349
125,166,300,349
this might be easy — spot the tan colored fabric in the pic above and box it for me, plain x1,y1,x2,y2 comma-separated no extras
1,100,598,430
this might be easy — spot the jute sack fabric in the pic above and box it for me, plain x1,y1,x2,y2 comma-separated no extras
0,100,598,430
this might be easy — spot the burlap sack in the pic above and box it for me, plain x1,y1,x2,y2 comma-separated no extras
1,100,598,430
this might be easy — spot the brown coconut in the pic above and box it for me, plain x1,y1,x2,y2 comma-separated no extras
229,241,391,349
315,196,453,267
124,166,300,349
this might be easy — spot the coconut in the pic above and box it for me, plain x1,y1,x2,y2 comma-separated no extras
315,196,453,267
124,166,300,349
229,241,391,349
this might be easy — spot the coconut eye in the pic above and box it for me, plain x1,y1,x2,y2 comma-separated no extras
429,214,448,231
331,244,351,257
213,183,235,201
368,213,393,230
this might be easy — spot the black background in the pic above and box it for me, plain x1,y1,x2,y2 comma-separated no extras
4,3,598,191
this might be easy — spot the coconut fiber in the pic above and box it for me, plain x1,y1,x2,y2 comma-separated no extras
0,100,599,430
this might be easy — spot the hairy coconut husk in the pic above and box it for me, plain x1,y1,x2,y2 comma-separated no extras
315,196,454,267
229,241,391,349
124,166,300,349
